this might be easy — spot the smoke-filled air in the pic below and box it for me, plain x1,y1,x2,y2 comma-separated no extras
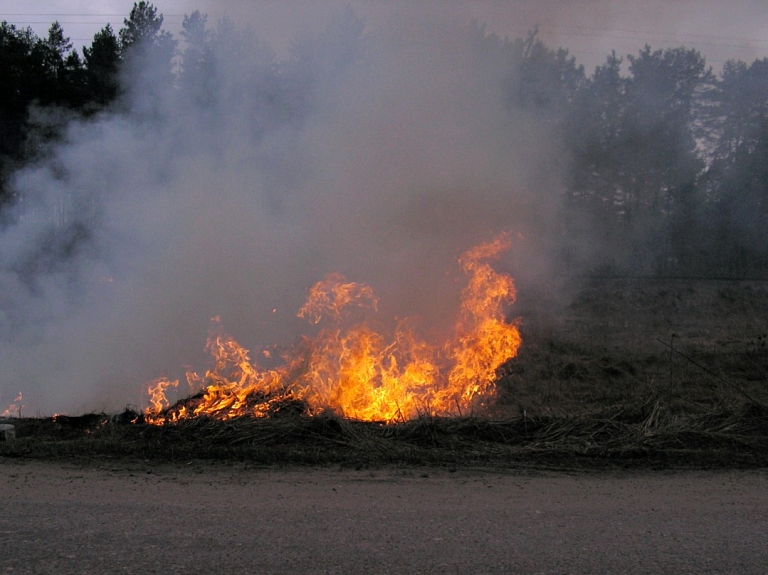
1,2,767,417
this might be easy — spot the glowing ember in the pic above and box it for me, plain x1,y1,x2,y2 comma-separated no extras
144,234,521,423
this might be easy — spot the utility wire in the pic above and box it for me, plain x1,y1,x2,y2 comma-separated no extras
0,13,766,45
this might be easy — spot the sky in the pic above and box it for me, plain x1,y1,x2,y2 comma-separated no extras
3,0,768,73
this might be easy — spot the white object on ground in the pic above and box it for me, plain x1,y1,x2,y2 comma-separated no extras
0,424,16,441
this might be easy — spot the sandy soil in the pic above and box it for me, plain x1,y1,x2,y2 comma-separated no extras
1,460,767,574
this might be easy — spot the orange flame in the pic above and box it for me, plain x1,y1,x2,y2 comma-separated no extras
144,235,520,423
1,391,24,418
145,378,179,419
297,272,378,324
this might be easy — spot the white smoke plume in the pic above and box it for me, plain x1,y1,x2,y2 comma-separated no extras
0,5,567,415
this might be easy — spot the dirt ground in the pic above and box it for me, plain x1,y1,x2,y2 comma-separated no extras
1,461,767,574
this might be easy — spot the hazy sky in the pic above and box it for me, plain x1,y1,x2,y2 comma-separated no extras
3,0,768,72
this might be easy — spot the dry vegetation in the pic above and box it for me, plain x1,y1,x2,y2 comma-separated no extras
2,279,768,470
502,278,768,415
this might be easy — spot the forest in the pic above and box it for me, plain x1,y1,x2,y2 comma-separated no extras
1,2,768,279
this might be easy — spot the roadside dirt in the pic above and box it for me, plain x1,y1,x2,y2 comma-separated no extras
1,460,766,574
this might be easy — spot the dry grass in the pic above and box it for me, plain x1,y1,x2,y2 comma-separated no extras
2,278,768,470
499,278,768,416
1,399,767,469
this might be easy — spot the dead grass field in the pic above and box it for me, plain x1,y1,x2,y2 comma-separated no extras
502,278,768,414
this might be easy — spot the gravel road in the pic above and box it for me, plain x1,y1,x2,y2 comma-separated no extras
1,461,766,574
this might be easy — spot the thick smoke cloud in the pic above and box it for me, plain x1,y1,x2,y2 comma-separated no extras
0,6,567,415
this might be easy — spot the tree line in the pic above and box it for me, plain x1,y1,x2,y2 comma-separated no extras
2,3,768,278
0,3,181,192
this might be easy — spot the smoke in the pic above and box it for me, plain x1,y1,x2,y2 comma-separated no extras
0,5,567,415
194,1,768,72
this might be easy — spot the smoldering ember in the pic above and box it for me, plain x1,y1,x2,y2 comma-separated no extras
0,2,767,471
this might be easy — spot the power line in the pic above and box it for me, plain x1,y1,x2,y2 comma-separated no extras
4,11,768,65
540,28,768,52
540,22,768,45
1,13,188,17
3,13,767,42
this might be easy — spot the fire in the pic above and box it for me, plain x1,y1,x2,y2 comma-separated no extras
1,392,24,418
144,234,521,423
297,272,378,324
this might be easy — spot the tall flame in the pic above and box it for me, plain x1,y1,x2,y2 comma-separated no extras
144,234,520,423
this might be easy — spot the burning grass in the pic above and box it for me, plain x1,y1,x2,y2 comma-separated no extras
3,277,768,470
143,234,520,424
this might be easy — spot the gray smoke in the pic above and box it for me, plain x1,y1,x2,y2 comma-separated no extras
0,5,567,415
197,1,768,72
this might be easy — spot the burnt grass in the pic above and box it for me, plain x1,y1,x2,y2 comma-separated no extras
3,278,768,471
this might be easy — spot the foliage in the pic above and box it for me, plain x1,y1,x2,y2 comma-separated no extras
702,59,768,274
83,24,120,107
